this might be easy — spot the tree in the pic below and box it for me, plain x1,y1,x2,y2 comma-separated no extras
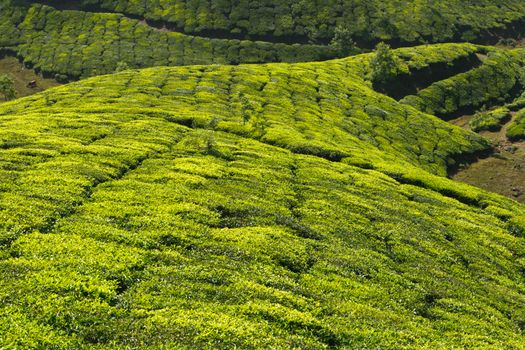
115,61,130,73
369,42,401,85
330,24,355,55
0,74,16,101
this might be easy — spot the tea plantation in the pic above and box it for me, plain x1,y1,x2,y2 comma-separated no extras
3,0,525,81
0,0,337,79
41,0,525,45
0,42,525,348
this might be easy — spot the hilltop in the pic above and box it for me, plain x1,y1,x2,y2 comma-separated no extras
0,44,525,348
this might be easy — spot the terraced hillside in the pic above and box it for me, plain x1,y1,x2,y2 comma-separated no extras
3,0,525,81
42,0,525,45
382,43,525,203
0,0,337,80
1,44,525,348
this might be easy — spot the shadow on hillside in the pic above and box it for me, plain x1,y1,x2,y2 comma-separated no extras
375,53,483,101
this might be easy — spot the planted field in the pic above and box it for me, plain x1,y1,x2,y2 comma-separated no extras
0,45,525,348
401,49,525,119
3,0,525,81
3,0,525,345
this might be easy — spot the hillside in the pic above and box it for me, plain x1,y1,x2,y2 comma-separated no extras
2,0,525,82
1,44,525,348
40,0,525,45
0,0,337,80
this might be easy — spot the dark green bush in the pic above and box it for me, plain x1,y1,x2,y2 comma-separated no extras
507,109,525,140
401,50,525,118
469,107,511,132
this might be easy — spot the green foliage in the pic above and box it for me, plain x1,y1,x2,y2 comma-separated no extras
330,24,355,56
369,42,406,86
0,35,524,348
508,89,525,111
0,1,337,79
114,61,130,73
68,0,525,46
469,107,511,132
402,49,525,118
0,73,16,100
507,108,525,141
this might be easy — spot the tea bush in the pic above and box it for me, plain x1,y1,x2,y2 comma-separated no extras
0,1,337,79
469,107,511,132
401,50,525,118
507,108,525,140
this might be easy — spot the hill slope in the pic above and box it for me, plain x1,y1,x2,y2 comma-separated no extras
1,45,525,348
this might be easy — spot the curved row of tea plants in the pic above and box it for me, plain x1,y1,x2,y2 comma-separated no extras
401,49,525,118
2,44,491,176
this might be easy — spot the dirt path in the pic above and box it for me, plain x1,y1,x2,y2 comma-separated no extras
450,112,525,202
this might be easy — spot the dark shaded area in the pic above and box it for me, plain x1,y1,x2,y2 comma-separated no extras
439,81,525,121
375,53,483,100
447,146,495,178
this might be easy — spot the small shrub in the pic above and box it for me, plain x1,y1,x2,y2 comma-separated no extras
469,107,511,132
0,74,17,101
507,109,525,140
330,24,355,56
115,61,130,72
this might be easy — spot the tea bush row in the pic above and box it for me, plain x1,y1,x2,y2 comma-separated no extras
506,108,525,140
0,44,523,347
0,111,524,348
401,49,525,118
469,107,511,132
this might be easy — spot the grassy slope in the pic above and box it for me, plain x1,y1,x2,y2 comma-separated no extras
0,45,525,348
401,48,525,118
395,44,525,203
